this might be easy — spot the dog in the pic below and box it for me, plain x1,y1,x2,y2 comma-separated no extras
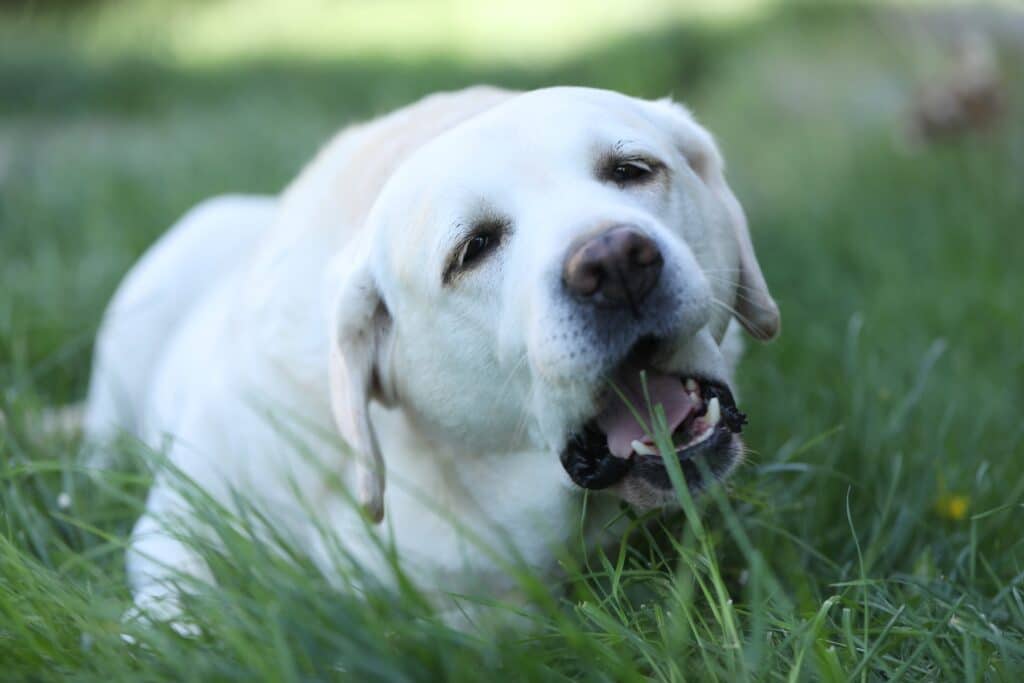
83,86,779,625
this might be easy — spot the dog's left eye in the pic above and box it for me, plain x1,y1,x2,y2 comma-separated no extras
609,159,655,184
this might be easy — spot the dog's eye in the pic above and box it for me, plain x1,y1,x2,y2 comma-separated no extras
609,159,654,184
443,224,505,285
462,233,494,267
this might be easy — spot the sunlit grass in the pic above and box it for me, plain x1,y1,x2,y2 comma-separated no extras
11,0,775,66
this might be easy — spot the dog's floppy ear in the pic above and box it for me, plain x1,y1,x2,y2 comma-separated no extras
327,239,395,523
658,99,780,341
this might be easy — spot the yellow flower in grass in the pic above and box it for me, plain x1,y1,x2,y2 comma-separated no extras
934,494,969,521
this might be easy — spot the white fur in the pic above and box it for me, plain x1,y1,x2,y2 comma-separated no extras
83,86,777,623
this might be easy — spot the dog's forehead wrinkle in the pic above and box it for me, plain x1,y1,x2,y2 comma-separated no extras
404,92,667,186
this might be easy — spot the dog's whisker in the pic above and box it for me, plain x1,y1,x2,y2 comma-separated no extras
489,352,531,429
702,272,771,299
494,351,529,403
703,276,778,314
509,395,534,447
711,297,773,338
711,285,772,312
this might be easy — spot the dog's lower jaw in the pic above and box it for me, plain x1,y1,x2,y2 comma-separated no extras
560,427,745,510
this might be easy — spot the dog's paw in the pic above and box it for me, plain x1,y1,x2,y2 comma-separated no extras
122,593,202,643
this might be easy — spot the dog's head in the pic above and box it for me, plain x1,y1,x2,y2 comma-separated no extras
326,87,779,521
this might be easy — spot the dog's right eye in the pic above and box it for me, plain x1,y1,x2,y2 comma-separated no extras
462,234,493,266
443,223,505,285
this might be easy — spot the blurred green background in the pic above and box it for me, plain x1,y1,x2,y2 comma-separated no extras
2,1,1023,680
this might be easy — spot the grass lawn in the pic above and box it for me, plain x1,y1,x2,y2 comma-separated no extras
2,1,1023,680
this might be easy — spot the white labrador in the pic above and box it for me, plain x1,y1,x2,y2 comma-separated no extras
84,86,779,623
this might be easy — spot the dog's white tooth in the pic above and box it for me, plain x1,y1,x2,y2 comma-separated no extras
706,397,721,426
678,423,713,451
685,378,699,393
631,439,657,456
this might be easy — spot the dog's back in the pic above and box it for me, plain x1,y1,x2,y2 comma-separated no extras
83,195,276,453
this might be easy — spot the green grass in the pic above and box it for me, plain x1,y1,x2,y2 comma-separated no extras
2,1,1024,680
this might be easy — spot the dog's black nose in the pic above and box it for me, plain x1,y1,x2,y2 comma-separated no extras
562,226,663,308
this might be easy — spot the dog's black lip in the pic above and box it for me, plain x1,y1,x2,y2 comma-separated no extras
629,421,736,490
695,377,746,433
559,376,746,491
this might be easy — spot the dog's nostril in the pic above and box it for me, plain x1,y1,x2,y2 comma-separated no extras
563,226,663,308
574,262,604,296
628,238,662,268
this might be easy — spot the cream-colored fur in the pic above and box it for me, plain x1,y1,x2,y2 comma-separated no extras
83,86,778,625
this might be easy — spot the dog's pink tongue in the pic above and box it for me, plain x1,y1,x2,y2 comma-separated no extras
596,369,697,458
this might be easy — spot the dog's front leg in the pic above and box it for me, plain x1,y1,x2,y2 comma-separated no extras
124,503,214,637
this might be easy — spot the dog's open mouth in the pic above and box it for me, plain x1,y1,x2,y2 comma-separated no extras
560,355,747,494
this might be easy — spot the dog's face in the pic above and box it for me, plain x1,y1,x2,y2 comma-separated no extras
328,88,779,520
